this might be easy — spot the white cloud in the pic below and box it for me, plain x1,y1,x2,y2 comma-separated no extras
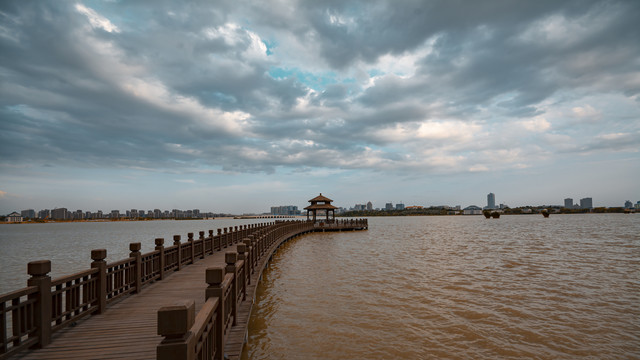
520,117,551,132
75,4,120,33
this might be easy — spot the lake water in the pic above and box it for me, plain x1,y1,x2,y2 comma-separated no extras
244,214,639,359
1,215,638,359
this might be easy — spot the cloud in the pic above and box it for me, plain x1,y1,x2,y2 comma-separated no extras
0,190,6,198
75,4,120,33
0,0,638,181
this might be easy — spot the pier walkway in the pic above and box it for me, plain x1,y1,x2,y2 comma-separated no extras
1,219,367,360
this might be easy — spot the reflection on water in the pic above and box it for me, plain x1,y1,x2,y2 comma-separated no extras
244,215,640,359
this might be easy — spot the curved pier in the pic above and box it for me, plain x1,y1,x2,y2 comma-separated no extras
1,219,367,360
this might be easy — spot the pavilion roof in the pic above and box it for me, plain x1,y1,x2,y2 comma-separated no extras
308,193,333,203
304,203,338,210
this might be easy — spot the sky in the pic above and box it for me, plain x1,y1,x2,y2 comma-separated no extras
0,0,639,214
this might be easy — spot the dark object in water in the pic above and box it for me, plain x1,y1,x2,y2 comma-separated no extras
541,209,550,218
491,211,500,219
483,211,491,219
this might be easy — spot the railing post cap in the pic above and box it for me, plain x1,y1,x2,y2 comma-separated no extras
237,244,247,253
206,267,225,284
225,252,237,264
188,232,194,239
129,242,142,252
173,235,181,242
91,249,107,261
155,238,165,246
157,300,195,336
27,260,51,276
208,229,214,235
199,231,205,236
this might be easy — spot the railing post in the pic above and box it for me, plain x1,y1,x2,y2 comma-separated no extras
205,267,225,360
234,226,239,243
188,233,195,264
198,231,206,259
242,238,253,275
174,236,182,271
217,229,222,251
129,242,142,294
90,249,107,314
208,230,215,255
156,299,195,360
237,244,249,293
225,252,238,326
27,260,52,348
155,238,165,280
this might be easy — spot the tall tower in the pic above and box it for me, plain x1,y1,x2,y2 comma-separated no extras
487,193,496,209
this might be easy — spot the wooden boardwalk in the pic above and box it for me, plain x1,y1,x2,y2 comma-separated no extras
15,245,236,360
3,220,368,360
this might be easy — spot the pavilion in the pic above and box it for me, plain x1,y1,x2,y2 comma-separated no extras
305,193,338,222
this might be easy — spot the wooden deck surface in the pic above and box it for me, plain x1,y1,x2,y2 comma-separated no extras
12,239,269,360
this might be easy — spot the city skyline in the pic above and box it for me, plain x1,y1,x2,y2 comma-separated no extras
1,1,639,214
11,194,640,219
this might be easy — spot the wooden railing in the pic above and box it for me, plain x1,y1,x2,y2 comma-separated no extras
156,218,369,360
0,222,277,359
0,219,368,360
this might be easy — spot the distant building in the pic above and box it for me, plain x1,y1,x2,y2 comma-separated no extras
487,193,496,209
51,208,68,220
21,209,35,219
463,205,483,215
38,209,50,220
580,197,593,209
111,210,120,219
564,198,573,208
636,201,640,210
395,203,405,210
385,202,393,210
270,205,300,216
624,200,633,209
6,212,22,222
366,201,373,211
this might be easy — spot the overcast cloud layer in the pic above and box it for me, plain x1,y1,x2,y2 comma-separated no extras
1,0,639,213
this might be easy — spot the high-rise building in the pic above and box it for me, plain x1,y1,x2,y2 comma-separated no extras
38,209,50,219
366,201,373,210
564,198,573,208
580,197,593,209
487,193,496,209
21,209,36,219
385,202,394,210
51,208,68,220
396,203,405,210
270,205,300,215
